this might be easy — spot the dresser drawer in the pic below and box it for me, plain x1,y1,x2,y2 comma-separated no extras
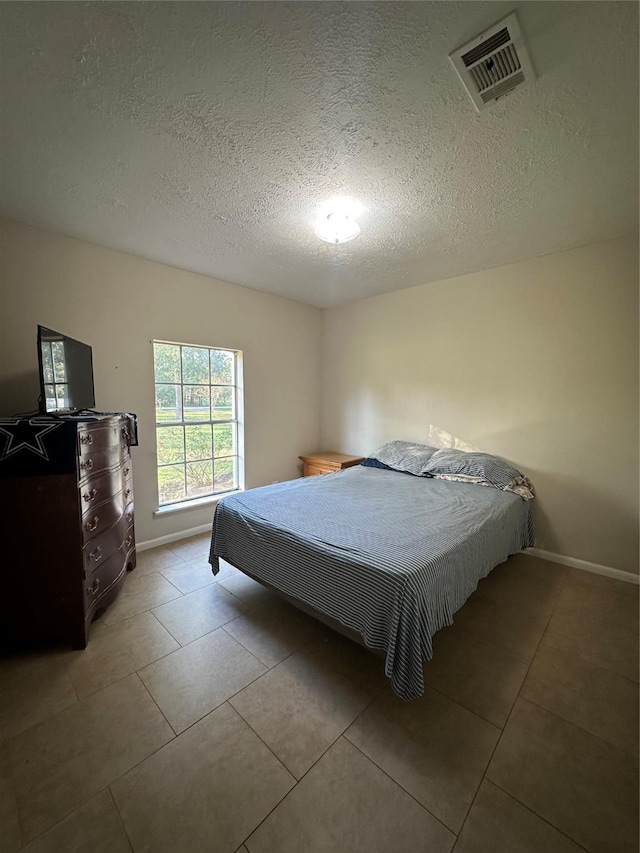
84,543,129,606
80,460,133,514
78,444,128,483
78,423,126,455
83,516,134,573
82,493,129,547
123,500,134,529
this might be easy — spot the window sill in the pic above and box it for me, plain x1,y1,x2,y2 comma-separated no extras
153,489,241,517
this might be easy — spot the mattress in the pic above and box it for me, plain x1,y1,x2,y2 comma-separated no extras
208,465,534,699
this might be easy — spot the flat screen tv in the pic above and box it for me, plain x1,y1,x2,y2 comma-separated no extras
37,325,95,414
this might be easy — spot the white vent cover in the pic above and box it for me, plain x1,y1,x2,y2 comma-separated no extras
449,12,535,111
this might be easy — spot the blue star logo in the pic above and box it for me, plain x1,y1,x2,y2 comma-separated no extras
0,420,62,461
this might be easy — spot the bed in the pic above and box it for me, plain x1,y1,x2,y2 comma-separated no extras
208,447,534,700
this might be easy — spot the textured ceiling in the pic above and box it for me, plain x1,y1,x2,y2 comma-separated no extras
0,2,638,308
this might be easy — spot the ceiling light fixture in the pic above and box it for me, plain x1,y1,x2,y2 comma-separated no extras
315,198,362,245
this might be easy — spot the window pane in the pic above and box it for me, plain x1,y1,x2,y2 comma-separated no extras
157,426,184,465
210,349,234,385
158,464,185,504
214,457,235,492
213,423,234,458
56,384,69,409
41,344,54,383
183,385,210,421
44,384,56,410
185,424,212,462
212,386,233,421
182,347,210,384
156,384,182,421
52,341,66,381
186,460,213,497
154,343,181,383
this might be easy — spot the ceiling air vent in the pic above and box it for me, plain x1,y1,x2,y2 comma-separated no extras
449,12,535,111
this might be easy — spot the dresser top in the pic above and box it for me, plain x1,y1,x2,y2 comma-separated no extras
0,413,136,479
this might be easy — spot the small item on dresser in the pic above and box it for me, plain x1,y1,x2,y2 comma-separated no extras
0,413,136,651
298,451,365,477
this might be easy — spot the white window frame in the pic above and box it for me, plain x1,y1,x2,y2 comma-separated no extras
153,339,244,511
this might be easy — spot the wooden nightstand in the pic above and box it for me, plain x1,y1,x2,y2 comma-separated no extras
298,451,365,477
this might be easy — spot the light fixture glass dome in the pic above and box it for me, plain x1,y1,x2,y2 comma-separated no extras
314,198,362,244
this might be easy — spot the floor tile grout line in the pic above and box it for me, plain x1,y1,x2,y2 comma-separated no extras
484,779,593,853
225,698,300,781
421,679,507,732
159,579,216,596
106,785,136,853
0,670,83,744
518,584,640,756
146,607,183,648
343,734,458,838
537,635,640,684
231,646,391,846
2,684,82,752
219,624,282,670
101,589,184,632
67,615,185,699
135,631,273,742
220,700,305,849
513,693,640,763
13,788,105,850
135,671,179,738
452,581,564,843
235,689,384,850
550,599,640,637
290,685,382,785
167,635,302,739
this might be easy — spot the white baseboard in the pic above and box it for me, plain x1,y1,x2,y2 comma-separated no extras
137,523,212,553
523,547,639,585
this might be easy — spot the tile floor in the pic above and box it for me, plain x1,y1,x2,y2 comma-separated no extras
0,534,637,853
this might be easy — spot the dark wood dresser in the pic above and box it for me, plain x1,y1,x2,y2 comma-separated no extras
0,413,136,650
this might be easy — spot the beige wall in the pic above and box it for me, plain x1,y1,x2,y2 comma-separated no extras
321,235,639,575
2,219,637,573
0,219,322,543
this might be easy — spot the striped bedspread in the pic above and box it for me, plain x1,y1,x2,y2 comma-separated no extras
208,466,534,700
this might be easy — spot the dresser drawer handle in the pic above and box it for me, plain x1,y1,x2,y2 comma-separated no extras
125,488,131,499
80,459,94,471
80,433,94,445
89,546,102,562
85,516,99,532
126,510,134,523
83,489,97,503
125,534,133,548
124,466,130,476
88,578,101,595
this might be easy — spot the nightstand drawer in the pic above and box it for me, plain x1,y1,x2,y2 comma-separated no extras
304,463,334,476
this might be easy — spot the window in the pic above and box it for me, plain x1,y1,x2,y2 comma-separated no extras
153,341,242,507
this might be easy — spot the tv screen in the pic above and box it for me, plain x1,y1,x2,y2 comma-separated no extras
37,325,95,414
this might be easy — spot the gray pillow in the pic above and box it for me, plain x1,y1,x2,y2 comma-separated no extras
423,448,535,499
367,440,438,476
